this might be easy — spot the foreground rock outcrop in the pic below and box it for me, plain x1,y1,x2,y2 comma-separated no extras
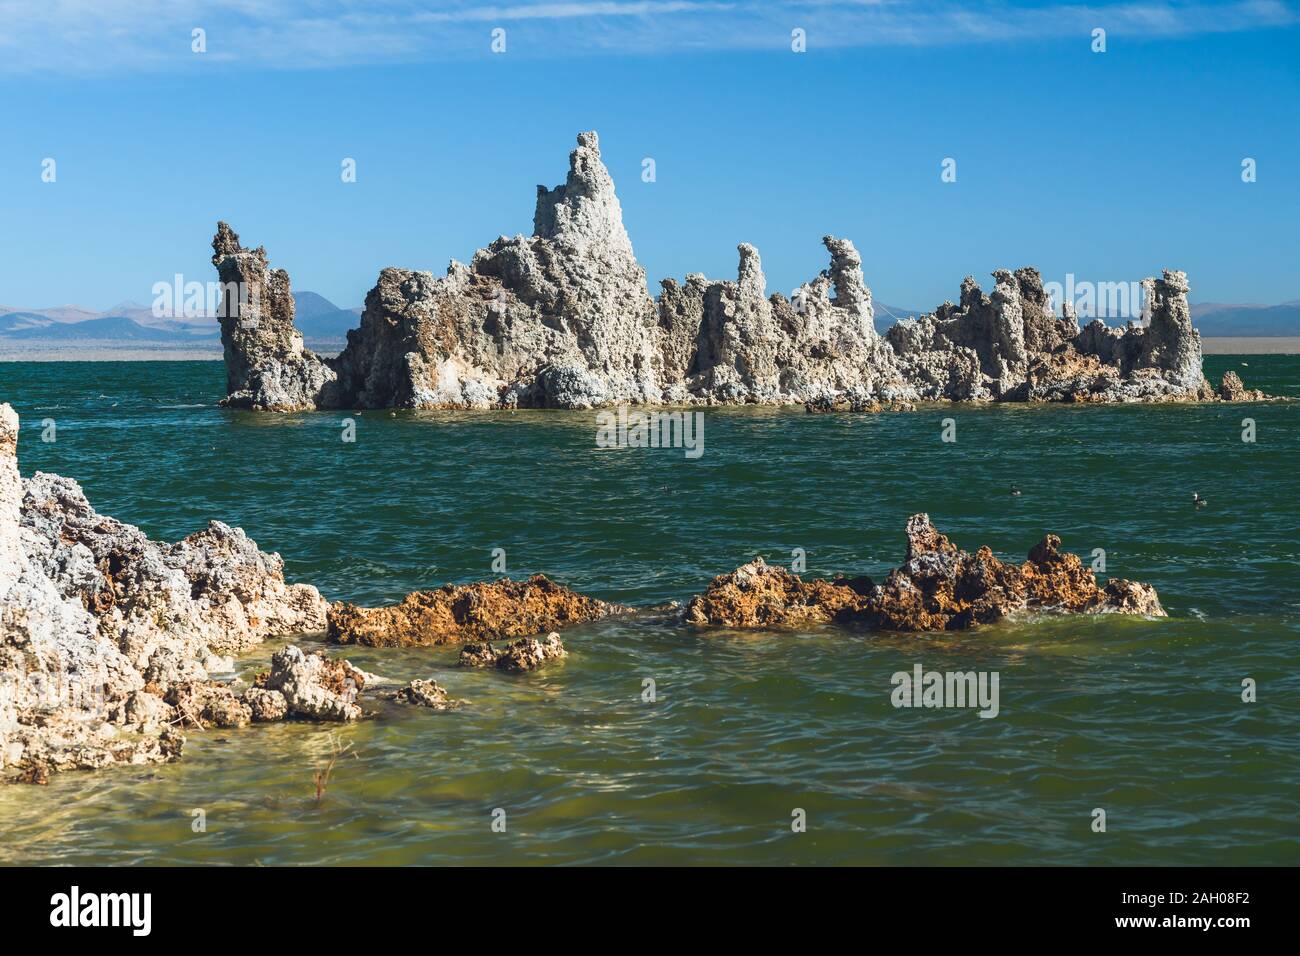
685,514,1164,632
327,575,618,647
214,131,1266,412
1,402,330,779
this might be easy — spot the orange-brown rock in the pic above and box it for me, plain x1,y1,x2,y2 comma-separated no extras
683,558,873,628
327,574,618,647
686,514,1165,633
850,517,1165,630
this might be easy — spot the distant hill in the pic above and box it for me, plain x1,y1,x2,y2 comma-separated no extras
1,315,199,342
1191,301,1300,337
292,291,360,341
0,291,360,348
0,312,54,333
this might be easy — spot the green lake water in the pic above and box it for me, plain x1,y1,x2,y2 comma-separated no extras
1,357,1297,865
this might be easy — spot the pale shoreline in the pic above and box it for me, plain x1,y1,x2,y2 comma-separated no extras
1199,337,1300,355
1,337,1296,362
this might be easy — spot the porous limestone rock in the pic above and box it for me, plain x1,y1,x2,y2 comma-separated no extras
683,559,872,629
261,645,374,721
657,237,906,405
1,402,329,779
242,686,289,722
166,680,252,729
214,132,1254,411
685,514,1165,633
327,574,618,647
846,517,1165,631
457,643,500,668
883,268,1215,403
20,472,329,661
119,689,175,733
457,632,567,672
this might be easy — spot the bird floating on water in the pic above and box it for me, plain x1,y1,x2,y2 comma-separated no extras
1192,492,1207,507
1010,486,1022,497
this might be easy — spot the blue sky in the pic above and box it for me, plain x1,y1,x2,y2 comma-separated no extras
0,0,1297,312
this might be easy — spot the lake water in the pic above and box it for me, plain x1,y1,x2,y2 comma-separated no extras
1,357,1297,865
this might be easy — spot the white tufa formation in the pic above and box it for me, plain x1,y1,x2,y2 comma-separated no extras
213,131,1228,411
1,402,329,776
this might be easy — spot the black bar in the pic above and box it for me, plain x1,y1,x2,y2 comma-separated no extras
0,866,1280,940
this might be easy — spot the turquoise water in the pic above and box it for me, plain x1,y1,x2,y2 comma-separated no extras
1,357,1297,865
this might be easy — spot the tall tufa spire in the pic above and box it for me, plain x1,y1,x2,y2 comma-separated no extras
533,131,635,259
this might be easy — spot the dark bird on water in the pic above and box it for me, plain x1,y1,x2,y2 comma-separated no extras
1010,486,1022,497
1193,492,1207,507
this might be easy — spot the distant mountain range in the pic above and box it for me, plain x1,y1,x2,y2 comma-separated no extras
291,292,366,340
1190,301,1300,337
1,295,1297,347
0,293,363,347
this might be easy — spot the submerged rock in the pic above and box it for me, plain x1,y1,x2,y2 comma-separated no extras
457,633,567,672
1,402,328,779
805,395,916,414
327,574,617,647
457,643,500,668
213,131,1261,411
392,679,463,710
686,514,1165,633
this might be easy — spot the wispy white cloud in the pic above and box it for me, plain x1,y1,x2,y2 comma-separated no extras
0,1,1293,73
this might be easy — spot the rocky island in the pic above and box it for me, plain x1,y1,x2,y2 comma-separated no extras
212,131,1260,412
684,514,1164,631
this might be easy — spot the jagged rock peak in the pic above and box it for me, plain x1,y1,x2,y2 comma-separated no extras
822,235,875,337
211,220,260,265
737,243,766,300
1139,268,1200,389
210,220,336,411
533,131,634,258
